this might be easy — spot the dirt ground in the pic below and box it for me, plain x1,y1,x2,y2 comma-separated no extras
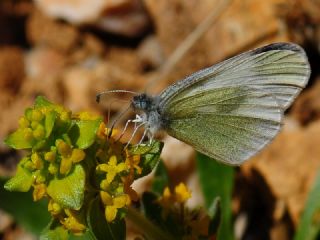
1,0,320,239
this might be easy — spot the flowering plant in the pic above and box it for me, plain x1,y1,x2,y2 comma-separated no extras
3,96,222,240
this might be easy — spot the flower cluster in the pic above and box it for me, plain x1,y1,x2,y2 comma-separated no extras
4,96,163,237
157,183,216,239
95,124,143,222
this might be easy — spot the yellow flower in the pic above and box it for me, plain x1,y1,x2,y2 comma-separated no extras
159,183,191,207
105,128,119,138
104,194,130,222
33,183,46,201
60,156,73,175
48,200,62,216
125,152,142,175
96,155,127,184
158,186,174,214
76,111,100,121
174,183,191,203
60,209,86,235
56,140,85,175
31,152,43,170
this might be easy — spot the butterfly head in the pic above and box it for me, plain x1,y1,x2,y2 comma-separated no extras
131,94,159,112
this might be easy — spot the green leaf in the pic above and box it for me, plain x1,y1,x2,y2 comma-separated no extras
208,197,221,236
4,164,33,192
45,111,58,138
130,141,164,178
87,197,126,240
294,170,320,240
35,96,55,108
139,193,178,239
0,178,51,234
69,119,102,149
4,128,35,149
196,153,234,240
151,161,169,195
40,220,69,240
47,164,85,210
141,192,163,226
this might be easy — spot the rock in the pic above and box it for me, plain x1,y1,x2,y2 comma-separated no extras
286,0,320,51
34,0,109,24
144,0,289,91
96,0,151,37
34,0,151,37
25,46,66,80
137,35,164,71
27,10,79,52
0,46,25,93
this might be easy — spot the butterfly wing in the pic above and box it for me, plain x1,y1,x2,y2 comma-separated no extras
159,43,310,165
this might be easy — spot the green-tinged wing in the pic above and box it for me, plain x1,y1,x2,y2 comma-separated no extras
159,42,310,165
160,43,310,111
163,86,282,165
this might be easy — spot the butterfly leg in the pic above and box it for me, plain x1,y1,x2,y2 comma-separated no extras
125,122,145,149
116,118,133,142
133,128,148,150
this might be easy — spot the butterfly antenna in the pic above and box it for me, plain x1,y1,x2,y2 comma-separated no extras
96,90,139,103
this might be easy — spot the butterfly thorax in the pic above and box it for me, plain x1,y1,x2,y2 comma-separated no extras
131,94,164,135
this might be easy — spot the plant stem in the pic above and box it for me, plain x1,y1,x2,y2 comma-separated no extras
126,206,176,240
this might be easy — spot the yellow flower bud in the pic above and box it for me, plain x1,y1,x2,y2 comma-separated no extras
24,160,36,170
60,157,73,175
44,151,56,162
31,152,43,170
71,149,85,163
100,179,109,190
174,183,191,203
31,109,44,121
33,125,45,140
48,163,58,175
35,173,46,184
31,121,39,129
23,128,34,141
18,116,30,128
56,140,72,157
48,200,61,215
33,183,46,201
61,209,86,235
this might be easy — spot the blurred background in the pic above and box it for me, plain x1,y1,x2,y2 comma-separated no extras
1,0,320,239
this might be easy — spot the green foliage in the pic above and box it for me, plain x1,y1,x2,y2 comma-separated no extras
46,164,85,210
294,170,320,240
151,160,170,195
86,197,126,240
40,220,70,240
2,96,164,239
0,178,51,234
4,163,33,192
128,140,164,178
196,153,234,240
69,119,101,149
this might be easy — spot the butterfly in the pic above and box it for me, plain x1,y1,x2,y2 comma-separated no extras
99,43,311,166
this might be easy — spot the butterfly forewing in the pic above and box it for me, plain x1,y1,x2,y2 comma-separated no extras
159,43,310,165
160,43,310,110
